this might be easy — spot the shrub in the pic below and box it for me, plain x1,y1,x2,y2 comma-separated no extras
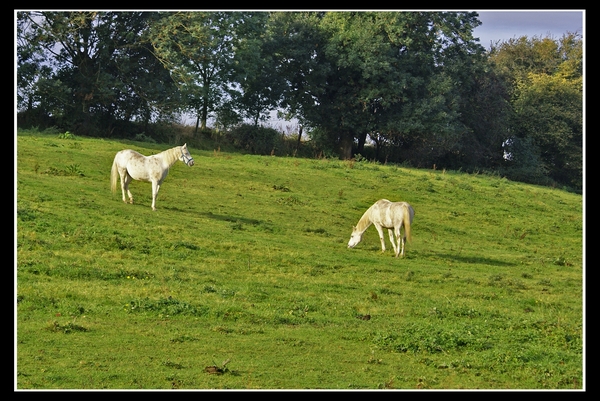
133,133,157,143
226,124,279,155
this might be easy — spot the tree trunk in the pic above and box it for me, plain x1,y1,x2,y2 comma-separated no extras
200,104,208,130
339,131,354,160
194,115,200,135
296,126,303,152
356,131,368,155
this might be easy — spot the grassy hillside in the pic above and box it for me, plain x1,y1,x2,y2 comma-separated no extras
16,129,584,390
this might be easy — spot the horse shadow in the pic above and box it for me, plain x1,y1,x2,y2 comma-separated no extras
197,211,262,226
418,251,516,267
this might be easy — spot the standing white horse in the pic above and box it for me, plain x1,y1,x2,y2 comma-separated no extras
110,144,194,211
347,199,415,257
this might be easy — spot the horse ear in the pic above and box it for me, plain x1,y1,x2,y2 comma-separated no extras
183,143,187,147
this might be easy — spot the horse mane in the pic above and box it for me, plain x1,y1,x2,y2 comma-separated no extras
355,207,373,232
158,146,182,166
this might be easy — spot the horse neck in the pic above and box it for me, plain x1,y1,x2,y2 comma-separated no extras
355,209,373,233
160,146,181,167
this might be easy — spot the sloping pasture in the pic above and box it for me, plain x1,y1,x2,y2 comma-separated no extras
16,131,583,389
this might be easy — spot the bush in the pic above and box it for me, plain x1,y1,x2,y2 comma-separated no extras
227,124,280,155
133,133,157,143
501,136,553,187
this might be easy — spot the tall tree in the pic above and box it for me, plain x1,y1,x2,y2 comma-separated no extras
512,72,582,190
269,11,484,160
150,12,243,132
266,12,332,147
17,12,51,115
228,12,286,126
17,11,177,135
453,63,512,170
491,33,583,190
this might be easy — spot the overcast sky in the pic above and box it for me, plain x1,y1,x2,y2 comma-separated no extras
473,10,584,48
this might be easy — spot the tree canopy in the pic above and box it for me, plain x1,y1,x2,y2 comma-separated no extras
16,11,583,192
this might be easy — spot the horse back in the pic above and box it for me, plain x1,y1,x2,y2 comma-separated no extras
115,149,162,182
373,200,413,228
391,202,415,224
115,149,145,165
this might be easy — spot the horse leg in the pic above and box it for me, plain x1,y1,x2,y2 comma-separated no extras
118,171,126,203
399,226,406,257
400,234,406,257
388,229,398,256
374,224,386,252
151,181,160,211
120,171,133,204
396,226,406,257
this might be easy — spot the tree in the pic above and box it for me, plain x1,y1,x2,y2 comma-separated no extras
512,72,582,189
270,11,485,160
491,33,583,190
227,12,286,126
366,12,490,168
16,11,177,136
17,12,52,115
149,12,243,132
266,12,331,146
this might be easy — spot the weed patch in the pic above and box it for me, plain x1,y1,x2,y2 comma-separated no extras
46,320,89,334
126,297,209,317
42,164,85,177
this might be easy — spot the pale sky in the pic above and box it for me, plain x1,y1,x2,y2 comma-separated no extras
474,10,584,48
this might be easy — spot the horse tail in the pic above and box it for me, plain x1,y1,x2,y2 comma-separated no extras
110,155,118,193
402,203,413,243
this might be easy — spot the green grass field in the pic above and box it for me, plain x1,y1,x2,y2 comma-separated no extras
16,129,584,390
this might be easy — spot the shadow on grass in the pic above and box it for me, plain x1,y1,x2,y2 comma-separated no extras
420,251,516,267
160,206,261,225
197,211,262,226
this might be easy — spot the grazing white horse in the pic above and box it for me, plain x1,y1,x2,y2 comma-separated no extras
347,199,414,257
110,144,194,211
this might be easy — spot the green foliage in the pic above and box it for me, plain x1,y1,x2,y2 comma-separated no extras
16,131,583,389
512,73,582,190
226,124,280,155
149,12,244,131
271,12,486,160
41,164,85,177
133,133,157,143
491,33,583,192
57,131,76,140
17,12,179,136
17,12,582,190
501,136,550,186
229,13,285,126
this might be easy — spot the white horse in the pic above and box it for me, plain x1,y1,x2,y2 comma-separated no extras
347,199,414,257
110,144,194,211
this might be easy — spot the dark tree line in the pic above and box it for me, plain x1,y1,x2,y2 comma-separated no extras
16,11,582,192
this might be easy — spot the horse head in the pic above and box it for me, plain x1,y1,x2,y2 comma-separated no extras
180,143,195,166
347,226,363,248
